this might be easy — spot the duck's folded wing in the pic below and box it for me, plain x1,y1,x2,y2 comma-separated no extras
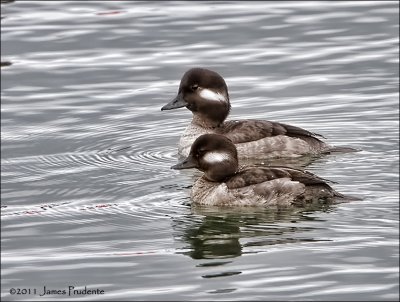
231,177,306,206
225,166,334,190
219,120,325,144
273,166,336,185
253,178,306,203
226,166,287,189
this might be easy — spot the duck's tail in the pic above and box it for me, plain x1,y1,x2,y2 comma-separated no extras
334,191,362,203
325,145,361,154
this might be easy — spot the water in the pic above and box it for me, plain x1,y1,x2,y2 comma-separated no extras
1,1,399,301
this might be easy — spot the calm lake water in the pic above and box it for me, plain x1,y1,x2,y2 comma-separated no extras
1,1,399,301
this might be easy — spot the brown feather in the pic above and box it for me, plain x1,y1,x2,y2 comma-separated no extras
225,166,333,190
217,119,326,149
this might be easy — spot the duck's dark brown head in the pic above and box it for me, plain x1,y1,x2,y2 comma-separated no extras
161,68,231,128
171,133,238,182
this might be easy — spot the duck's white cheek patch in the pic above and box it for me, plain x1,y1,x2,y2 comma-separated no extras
203,152,230,164
199,89,226,102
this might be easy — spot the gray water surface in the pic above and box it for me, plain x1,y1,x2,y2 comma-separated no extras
1,1,399,301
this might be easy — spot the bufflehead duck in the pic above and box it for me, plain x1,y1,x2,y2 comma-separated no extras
162,68,356,159
171,134,356,207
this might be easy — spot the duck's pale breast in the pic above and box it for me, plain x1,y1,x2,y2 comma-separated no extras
178,123,214,157
190,177,232,206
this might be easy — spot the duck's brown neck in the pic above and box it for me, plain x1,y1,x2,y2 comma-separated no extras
204,160,238,182
190,97,231,129
192,114,223,128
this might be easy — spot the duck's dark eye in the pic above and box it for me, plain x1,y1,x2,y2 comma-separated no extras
197,148,207,157
191,84,198,91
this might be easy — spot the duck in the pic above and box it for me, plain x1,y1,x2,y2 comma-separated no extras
171,133,357,207
161,67,356,159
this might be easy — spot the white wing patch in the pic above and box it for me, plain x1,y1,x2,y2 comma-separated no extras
199,88,226,102
203,152,230,164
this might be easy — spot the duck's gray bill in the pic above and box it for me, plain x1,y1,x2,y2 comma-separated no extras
171,156,197,170
161,93,186,110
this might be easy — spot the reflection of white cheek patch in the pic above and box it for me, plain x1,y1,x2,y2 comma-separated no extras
199,89,226,102
203,152,230,164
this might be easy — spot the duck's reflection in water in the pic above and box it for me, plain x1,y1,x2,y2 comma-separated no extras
173,203,335,261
